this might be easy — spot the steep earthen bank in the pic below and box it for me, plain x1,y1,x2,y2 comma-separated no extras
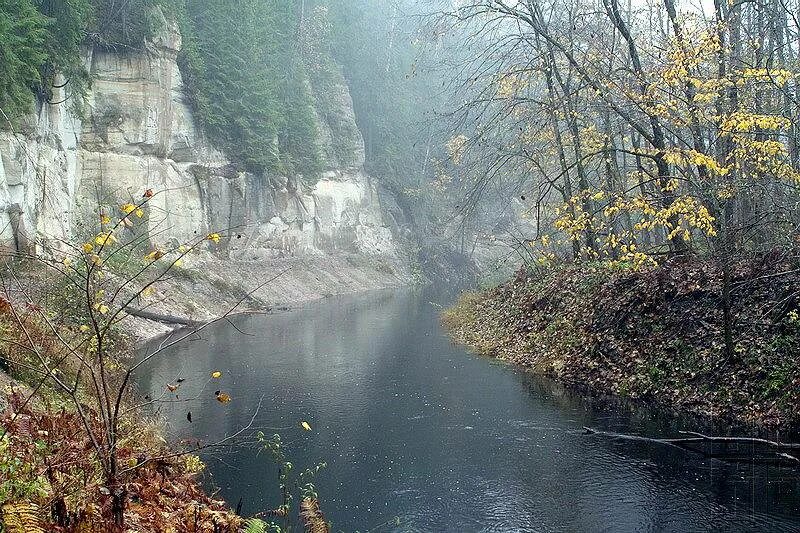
442,256,800,431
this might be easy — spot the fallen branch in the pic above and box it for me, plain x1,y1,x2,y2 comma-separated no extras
124,306,202,327
583,427,800,463
677,430,800,450
582,427,705,448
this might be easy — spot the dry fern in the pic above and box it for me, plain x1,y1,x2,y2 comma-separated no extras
1,501,45,533
299,498,329,533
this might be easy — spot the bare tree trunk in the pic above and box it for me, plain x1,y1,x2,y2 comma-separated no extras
602,0,686,254
542,41,580,260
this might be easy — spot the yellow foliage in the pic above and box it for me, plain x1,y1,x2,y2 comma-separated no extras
446,134,469,165
183,454,206,475
663,149,730,176
496,73,528,99
145,249,165,261
94,232,117,247
1,502,45,533
741,68,796,87
719,112,791,133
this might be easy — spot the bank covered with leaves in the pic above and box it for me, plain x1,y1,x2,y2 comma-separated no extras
0,392,239,532
0,189,331,531
443,254,800,430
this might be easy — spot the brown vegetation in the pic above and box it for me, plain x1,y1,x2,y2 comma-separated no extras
0,390,240,532
443,253,800,429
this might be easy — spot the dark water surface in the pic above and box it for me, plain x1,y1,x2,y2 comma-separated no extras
138,288,800,532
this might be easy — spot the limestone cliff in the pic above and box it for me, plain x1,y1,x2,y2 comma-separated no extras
0,21,408,331
0,21,397,261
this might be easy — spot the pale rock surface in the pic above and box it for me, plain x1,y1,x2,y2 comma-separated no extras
0,21,407,328
0,23,399,261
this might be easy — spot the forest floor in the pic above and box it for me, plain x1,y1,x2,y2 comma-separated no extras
442,252,800,431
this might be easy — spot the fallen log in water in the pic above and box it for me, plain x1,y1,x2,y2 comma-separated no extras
677,430,800,450
583,427,800,463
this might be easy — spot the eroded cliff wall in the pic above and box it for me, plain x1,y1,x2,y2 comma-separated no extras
0,21,408,332
0,21,397,261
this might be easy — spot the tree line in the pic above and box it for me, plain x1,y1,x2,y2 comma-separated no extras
0,0,174,120
432,0,800,356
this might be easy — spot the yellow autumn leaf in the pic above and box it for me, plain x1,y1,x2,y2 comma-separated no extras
90,254,102,266
82,243,94,254
100,213,111,225
135,208,144,218
95,232,117,246
79,325,90,333
301,421,312,431
141,286,155,298
120,203,136,214
206,232,221,244
62,257,72,267
215,391,232,404
211,371,222,379
145,249,165,261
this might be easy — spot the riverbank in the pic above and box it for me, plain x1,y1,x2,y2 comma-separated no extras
442,254,800,431
0,250,411,529
123,251,414,340
0,301,244,530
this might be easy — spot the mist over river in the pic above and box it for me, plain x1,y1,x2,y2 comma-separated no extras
138,288,800,532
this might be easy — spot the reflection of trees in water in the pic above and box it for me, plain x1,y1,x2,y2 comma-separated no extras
516,371,800,526
135,289,800,530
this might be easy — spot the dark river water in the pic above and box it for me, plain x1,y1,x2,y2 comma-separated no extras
138,287,800,532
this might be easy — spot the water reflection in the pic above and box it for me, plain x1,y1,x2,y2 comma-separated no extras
138,288,800,532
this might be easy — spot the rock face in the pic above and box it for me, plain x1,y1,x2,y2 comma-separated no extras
0,22,397,260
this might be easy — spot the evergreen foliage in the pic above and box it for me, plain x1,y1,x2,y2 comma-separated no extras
0,0,170,122
299,5,361,167
88,0,169,50
324,0,438,180
0,0,49,118
33,0,93,108
178,0,322,176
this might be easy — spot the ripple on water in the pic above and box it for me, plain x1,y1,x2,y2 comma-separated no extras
139,288,800,532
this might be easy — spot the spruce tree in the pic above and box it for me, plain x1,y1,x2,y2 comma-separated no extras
0,0,48,120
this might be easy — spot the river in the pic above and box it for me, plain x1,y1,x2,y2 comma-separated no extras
138,287,800,532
